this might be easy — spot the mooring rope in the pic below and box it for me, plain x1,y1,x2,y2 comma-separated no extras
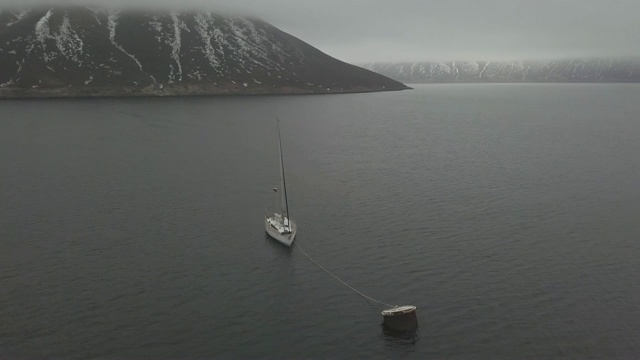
294,241,395,308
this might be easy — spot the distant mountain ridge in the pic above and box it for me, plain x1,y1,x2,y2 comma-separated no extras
362,59,640,83
0,6,408,98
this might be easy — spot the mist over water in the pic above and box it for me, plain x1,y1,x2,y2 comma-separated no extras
1,84,639,358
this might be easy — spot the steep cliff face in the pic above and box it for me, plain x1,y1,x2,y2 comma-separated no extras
363,59,640,83
0,7,409,98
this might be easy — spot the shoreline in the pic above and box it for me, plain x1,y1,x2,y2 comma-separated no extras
0,84,412,100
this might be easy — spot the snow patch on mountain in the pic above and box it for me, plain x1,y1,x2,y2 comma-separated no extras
87,7,104,25
364,59,640,83
34,10,84,63
56,14,84,63
225,18,280,71
6,10,29,26
35,9,53,43
479,62,491,78
107,12,156,84
194,13,222,73
169,12,184,83
148,15,164,43
0,78,14,87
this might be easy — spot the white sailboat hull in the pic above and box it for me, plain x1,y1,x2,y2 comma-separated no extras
265,214,297,247
265,117,297,247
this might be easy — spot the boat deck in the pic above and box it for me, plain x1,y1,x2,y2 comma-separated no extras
266,214,294,234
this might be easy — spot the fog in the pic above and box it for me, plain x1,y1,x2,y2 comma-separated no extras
2,0,639,63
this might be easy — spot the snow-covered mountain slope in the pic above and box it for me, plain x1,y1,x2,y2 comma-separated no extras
362,60,640,83
0,7,408,98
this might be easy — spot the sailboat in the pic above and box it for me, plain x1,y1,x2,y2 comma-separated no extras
265,118,297,247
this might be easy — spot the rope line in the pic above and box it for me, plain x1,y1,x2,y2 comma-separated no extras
294,241,395,308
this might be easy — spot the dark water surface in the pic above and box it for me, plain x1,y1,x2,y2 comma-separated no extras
1,84,639,359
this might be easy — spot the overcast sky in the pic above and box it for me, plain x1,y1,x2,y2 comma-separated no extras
4,0,640,63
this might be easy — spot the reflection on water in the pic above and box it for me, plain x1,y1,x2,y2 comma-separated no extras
263,234,294,268
381,325,420,349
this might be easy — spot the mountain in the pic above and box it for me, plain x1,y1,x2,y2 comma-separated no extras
362,59,640,83
0,7,408,98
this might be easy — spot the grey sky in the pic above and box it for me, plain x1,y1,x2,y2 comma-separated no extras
4,0,640,62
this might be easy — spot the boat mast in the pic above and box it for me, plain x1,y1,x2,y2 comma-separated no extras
277,117,291,225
